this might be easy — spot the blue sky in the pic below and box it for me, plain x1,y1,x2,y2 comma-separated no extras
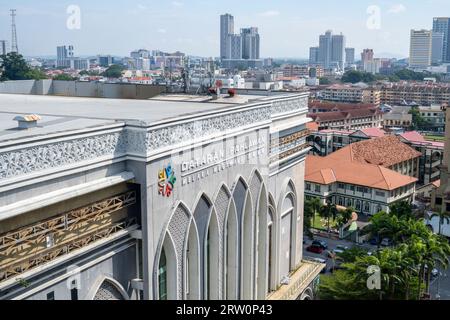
0,0,449,58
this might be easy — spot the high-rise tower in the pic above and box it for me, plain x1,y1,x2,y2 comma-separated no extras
10,9,18,53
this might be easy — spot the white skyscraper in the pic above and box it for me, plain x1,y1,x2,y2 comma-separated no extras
331,33,346,70
309,47,319,65
56,45,74,68
220,14,234,59
241,27,260,60
409,29,433,69
345,48,355,67
318,30,332,69
432,32,445,64
433,17,450,62
317,30,346,70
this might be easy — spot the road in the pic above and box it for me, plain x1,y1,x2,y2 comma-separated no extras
430,264,450,300
303,234,376,273
305,234,450,300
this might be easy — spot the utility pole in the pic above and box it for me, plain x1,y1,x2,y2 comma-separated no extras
10,9,18,53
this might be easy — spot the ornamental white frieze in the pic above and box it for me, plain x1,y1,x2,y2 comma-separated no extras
0,97,307,181
0,133,126,180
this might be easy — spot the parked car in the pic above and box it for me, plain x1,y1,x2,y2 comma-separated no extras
312,240,328,249
369,237,379,246
307,244,324,254
336,245,349,251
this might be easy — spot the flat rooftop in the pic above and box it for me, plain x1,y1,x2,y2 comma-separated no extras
0,93,286,144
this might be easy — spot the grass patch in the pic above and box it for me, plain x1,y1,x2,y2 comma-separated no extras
424,135,445,142
311,213,339,230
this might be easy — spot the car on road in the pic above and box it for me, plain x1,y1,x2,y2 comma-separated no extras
307,244,324,254
326,249,345,258
312,240,328,249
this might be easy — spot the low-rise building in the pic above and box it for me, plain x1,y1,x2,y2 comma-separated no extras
308,108,383,131
305,154,417,216
418,105,446,132
380,83,450,106
399,131,444,185
309,129,441,186
321,84,381,105
382,106,413,130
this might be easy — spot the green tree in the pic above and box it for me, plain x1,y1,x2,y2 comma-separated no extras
319,200,338,233
341,70,376,84
102,64,124,78
0,52,32,81
409,107,431,130
25,68,47,80
389,201,415,220
336,207,354,228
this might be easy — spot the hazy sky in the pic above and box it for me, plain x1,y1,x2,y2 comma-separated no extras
0,0,449,58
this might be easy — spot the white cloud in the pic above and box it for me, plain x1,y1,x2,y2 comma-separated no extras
172,1,183,7
258,10,280,17
387,4,406,14
137,4,147,10
157,28,167,34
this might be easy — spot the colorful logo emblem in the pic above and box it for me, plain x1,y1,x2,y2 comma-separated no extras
158,164,176,197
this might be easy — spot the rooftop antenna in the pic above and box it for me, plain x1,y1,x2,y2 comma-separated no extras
10,9,18,53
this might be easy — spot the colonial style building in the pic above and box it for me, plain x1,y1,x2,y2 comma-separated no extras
0,91,323,300
308,129,439,186
305,154,417,216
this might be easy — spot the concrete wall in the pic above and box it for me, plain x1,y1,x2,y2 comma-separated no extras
0,80,165,100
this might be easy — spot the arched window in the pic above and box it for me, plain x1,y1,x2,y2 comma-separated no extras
158,248,167,300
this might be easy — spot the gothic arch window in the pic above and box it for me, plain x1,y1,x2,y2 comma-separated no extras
224,199,238,300
90,277,129,301
185,221,200,300
155,202,191,300
159,248,168,300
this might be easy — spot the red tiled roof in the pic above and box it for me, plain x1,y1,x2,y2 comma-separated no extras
309,101,376,112
358,127,386,138
308,108,381,122
306,121,319,132
328,135,422,167
400,131,426,143
305,155,417,191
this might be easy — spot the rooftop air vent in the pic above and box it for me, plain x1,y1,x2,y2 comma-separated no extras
14,114,42,130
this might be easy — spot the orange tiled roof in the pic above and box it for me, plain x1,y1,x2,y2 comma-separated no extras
305,155,417,191
306,121,319,132
328,135,422,167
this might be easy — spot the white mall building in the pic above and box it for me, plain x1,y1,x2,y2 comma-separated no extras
0,84,323,300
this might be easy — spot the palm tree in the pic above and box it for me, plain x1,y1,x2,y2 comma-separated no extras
429,211,450,236
310,197,322,229
320,200,338,233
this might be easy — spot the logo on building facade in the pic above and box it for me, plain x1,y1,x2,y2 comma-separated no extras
158,164,176,197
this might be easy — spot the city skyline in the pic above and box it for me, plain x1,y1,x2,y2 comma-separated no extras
1,1,450,58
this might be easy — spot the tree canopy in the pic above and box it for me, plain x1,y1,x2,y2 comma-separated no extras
101,64,124,78
319,203,450,300
0,52,47,81
341,70,376,84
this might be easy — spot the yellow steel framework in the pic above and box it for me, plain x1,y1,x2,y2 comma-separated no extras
0,191,137,283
